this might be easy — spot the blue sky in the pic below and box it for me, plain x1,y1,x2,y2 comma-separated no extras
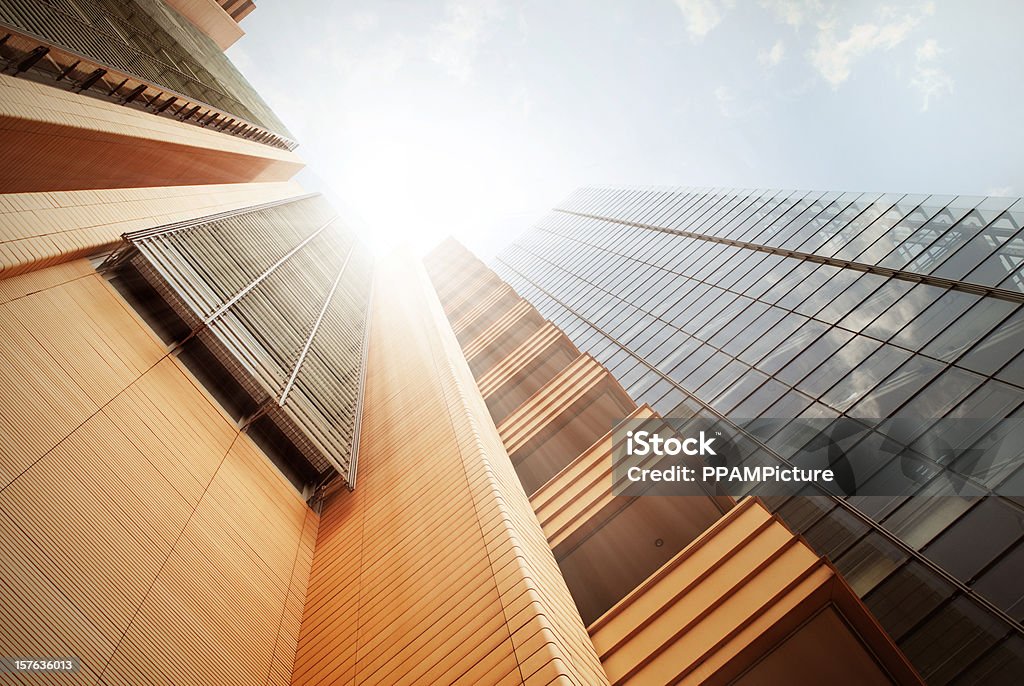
228,0,1024,257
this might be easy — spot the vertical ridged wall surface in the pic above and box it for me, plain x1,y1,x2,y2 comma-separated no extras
291,254,607,686
0,260,317,685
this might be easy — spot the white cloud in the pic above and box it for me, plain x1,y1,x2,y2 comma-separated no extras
428,0,504,82
916,37,940,61
809,8,926,87
986,187,1013,197
674,0,731,40
758,0,822,28
759,39,785,66
911,38,952,111
911,65,953,111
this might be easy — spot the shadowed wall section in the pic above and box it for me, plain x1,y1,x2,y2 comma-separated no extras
0,74,303,194
164,0,246,49
291,254,608,686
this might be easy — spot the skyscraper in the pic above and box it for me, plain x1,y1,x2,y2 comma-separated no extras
491,186,1024,683
419,240,923,685
0,2,1021,684
0,1,369,682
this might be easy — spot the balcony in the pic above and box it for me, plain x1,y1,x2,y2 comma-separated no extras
588,498,923,685
451,284,521,344
477,322,579,425
498,354,636,495
463,300,545,378
529,406,729,624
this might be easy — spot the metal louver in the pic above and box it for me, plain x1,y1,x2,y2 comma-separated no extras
102,193,372,490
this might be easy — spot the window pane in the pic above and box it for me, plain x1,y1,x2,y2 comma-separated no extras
876,201,970,268
758,320,827,375
775,264,835,310
795,267,859,317
865,560,954,640
973,543,1024,621
892,291,977,351
723,307,787,356
862,283,945,341
838,279,915,332
761,261,819,304
934,208,1024,281
923,496,1024,582
728,378,789,419
821,344,911,412
697,359,750,403
667,343,714,383
823,201,913,264
957,415,1024,491
895,367,985,423
950,634,1024,686
707,300,768,348
776,328,856,388
680,350,731,390
995,351,1024,388
801,196,893,256
900,596,1007,685
776,495,835,533
922,300,1017,363
816,273,888,324
803,506,870,561
882,475,984,549
959,309,1024,377
834,531,909,596
797,335,881,399
737,313,806,365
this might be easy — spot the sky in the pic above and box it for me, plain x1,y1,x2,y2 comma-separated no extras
227,0,1024,258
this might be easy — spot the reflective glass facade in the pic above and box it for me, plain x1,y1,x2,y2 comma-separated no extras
495,186,1024,684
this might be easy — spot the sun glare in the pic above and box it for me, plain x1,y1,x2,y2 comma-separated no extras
347,135,512,257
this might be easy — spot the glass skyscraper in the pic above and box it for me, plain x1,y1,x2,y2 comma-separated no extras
495,186,1024,683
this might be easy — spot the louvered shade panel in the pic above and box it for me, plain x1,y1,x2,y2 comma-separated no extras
102,194,371,487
